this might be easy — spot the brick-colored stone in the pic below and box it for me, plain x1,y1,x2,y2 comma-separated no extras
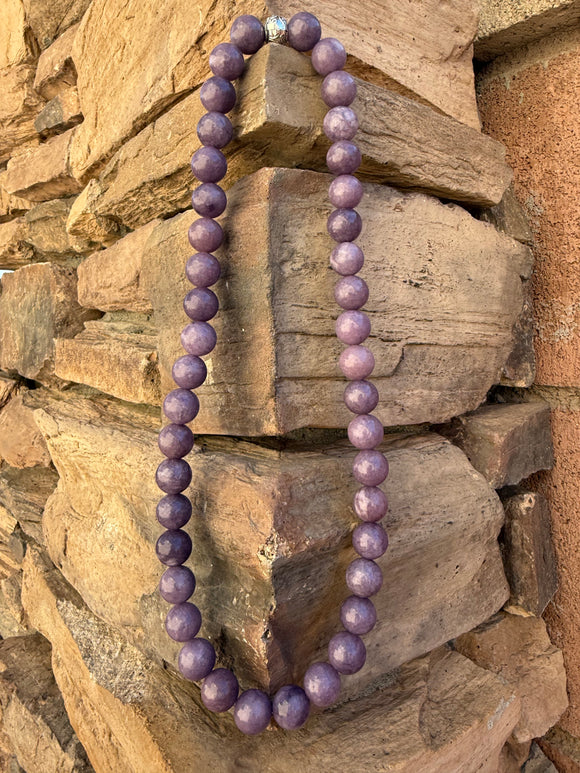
540,726,580,772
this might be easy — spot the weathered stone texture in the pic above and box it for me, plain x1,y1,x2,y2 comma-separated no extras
540,726,580,772
0,390,51,467
0,65,43,164
22,0,92,50
33,22,78,99
525,743,559,772
34,89,82,137
65,179,123,249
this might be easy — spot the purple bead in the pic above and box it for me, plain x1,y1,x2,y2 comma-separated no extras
346,558,383,597
344,380,379,414
159,566,196,604
172,355,207,390
329,175,363,209
340,596,377,635
312,38,347,76
352,522,389,560
190,147,227,184
230,14,265,55
335,276,369,310
234,689,272,735
272,685,310,731
185,252,221,287
156,494,192,530
288,12,321,52
179,638,216,681
163,388,200,424
339,345,375,380
354,486,388,522
165,602,202,642
181,321,217,356
327,140,361,175
158,423,195,459
188,218,223,253
156,458,192,494
197,112,233,149
192,184,227,218
348,414,384,450
330,242,364,275
200,76,236,113
324,106,359,141
353,450,389,486
328,631,366,675
155,529,192,566
209,42,245,81
327,208,362,243
321,70,357,107
335,311,371,346
201,668,239,712
303,662,341,708
183,288,219,321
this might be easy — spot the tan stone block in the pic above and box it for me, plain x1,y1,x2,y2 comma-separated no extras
0,464,59,544
0,218,34,269
0,375,19,409
22,0,91,50
501,278,536,388
0,0,37,70
65,178,122,249
0,573,30,637
4,128,83,202
0,391,51,467
481,185,534,246
33,22,78,99
0,64,43,164
33,88,82,137
0,171,33,223
525,742,559,772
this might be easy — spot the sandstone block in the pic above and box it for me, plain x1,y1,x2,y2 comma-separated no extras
33,22,78,99
0,219,34,269
0,574,30,638
143,167,532,434
455,612,568,743
0,390,51,467
4,128,83,201
540,727,580,772
480,185,534,246
0,65,43,164
34,88,82,137
0,375,19,408
23,546,519,773
22,0,91,50
0,0,37,70
501,278,536,388
438,401,554,488
525,742,559,772
54,315,161,405
65,178,123,249
0,172,33,223
0,464,59,544
0,262,100,384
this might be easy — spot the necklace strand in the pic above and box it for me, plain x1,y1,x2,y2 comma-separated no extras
154,12,389,735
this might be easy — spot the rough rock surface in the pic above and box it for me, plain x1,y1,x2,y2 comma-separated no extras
22,0,91,50
0,390,51,467
33,22,78,99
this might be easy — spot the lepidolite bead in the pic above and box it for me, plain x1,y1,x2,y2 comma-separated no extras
179,638,216,681
326,140,361,175
329,175,363,209
303,662,341,707
163,388,200,424
200,76,236,113
322,70,357,107
348,414,384,449
188,218,223,253
165,602,202,641
190,147,227,183
181,321,217,356
156,458,192,494
335,311,371,345
192,183,227,218
234,689,272,735
352,522,389,560
327,208,362,242
201,668,239,712
183,288,219,321
339,345,375,380
343,380,379,414
346,558,383,597
156,494,192,530
330,242,364,275
158,423,195,458
340,596,377,635
354,486,388,522
185,252,221,287
159,566,196,604
353,449,389,486
312,37,347,75
209,42,245,81
197,112,233,148
328,631,366,675
155,529,192,566
230,14,265,54
272,685,310,730
334,276,369,310
288,11,321,52
172,355,207,390
324,106,359,141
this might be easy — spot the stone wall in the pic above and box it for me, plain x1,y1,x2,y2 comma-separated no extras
0,1,569,771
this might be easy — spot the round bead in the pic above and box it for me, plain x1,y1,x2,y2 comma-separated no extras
272,685,310,731
165,602,202,642
188,218,223,253
303,662,341,707
335,311,371,346
155,529,192,566
192,183,227,218
185,252,221,287
200,76,237,113
344,380,379,414
230,14,265,55
322,70,357,107
354,486,388,522
327,208,362,242
234,689,272,735
353,449,389,486
352,522,389,560
201,668,239,713
287,11,321,52
181,322,217,356
179,638,216,681
330,242,364,275
190,147,227,183
156,458,192,494
340,596,377,635
172,355,207,390
335,276,369,310
156,494,192,530
324,106,359,141
209,42,245,81
312,38,347,76
163,389,200,424
346,558,383,597
197,112,233,149
329,175,363,209
327,140,361,175
158,423,195,459
159,566,196,604
339,345,375,380
183,288,219,321
348,414,384,449
328,631,366,675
